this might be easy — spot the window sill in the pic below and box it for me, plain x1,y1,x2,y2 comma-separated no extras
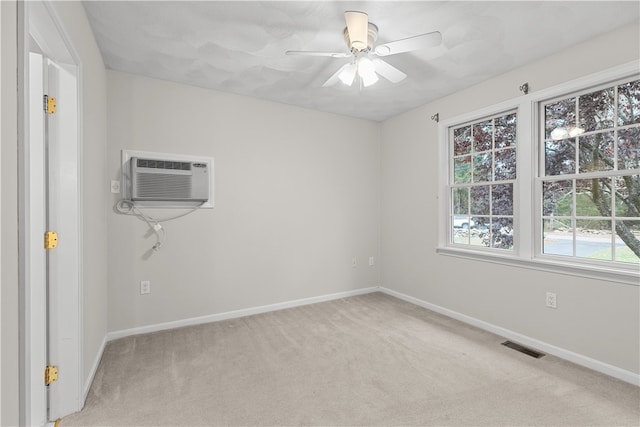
436,246,640,286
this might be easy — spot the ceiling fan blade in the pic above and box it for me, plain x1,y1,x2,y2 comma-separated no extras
372,59,407,83
374,31,442,56
322,63,352,88
286,51,351,58
344,11,369,51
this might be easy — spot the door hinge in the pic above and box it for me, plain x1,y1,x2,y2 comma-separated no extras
44,95,57,114
44,231,58,249
45,365,59,385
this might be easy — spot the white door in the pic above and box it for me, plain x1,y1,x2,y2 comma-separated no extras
44,56,81,423
26,48,48,427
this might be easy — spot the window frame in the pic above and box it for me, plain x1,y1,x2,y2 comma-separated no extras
448,110,518,252
437,61,639,286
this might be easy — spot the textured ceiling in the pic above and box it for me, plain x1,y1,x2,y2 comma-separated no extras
82,1,639,122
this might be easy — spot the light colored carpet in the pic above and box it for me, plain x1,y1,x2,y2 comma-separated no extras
62,292,640,426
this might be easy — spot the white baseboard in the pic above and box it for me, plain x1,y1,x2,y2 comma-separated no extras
107,286,379,342
82,334,107,405
379,287,640,387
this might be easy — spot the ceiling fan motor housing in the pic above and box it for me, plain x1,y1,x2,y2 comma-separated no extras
344,23,378,52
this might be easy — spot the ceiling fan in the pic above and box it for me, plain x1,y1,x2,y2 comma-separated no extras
286,11,442,88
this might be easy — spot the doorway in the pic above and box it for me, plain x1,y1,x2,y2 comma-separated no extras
20,1,82,425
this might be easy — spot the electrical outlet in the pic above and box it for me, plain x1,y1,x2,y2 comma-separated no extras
140,280,151,295
546,292,557,309
351,257,357,268
369,256,375,266
110,180,121,194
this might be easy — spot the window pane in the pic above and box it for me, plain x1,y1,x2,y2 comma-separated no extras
469,233,485,247
472,216,490,247
452,216,474,244
492,184,513,215
471,186,490,215
579,88,615,132
576,219,612,260
615,175,640,218
615,220,640,263
454,126,472,155
452,227,470,245
543,180,573,216
494,148,516,180
489,217,514,250
545,139,576,175
452,187,469,215
618,80,640,126
495,113,517,148
618,127,640,170
453,215,474,229
473,153,492,182
545,98,576,140
543,219,574,257
576,178,611,216
454,156,471,183
473,120,493,152
578,132,614,173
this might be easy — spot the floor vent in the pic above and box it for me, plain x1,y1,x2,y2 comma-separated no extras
501,341,545,359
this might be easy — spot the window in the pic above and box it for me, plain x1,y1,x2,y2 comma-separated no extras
450,111,517,251
540,79,640,265
438,62,639,284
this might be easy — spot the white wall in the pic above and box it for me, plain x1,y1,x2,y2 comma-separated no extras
381,21,640,375
107,71,381,332
49,1,109,394
1,1,21,425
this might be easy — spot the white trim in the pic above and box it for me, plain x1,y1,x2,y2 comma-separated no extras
82,335,106,404
436,247,639,286
74,50,86,425
528,61,639,104
439,97,527,132
37,2,85,419
379,287,640,387
107,287,379,341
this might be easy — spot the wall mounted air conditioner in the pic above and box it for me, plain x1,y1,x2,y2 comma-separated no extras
131,157,209,202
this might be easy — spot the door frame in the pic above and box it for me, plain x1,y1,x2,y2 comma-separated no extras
18,1,83,424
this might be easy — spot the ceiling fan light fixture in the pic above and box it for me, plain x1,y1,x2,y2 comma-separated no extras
357,57,375,76
361,71,379,87
338,63,357,86
357,58,378,87
344,11,369,51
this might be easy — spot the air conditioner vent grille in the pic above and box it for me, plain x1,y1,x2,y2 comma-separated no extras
130,155,210,202
135,173,192,200
136,158,191,171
